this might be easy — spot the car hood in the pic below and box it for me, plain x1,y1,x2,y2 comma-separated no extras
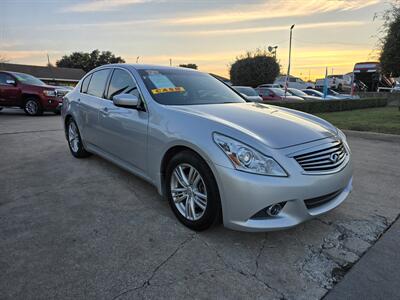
304,95,322,101
167,102,337,149
282,95,304,101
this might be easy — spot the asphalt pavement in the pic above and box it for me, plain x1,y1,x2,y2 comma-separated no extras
0,108,399,299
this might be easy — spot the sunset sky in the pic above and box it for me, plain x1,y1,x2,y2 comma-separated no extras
0,0,388,80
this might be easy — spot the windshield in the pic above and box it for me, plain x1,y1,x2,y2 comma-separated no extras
328,89,339,95
234,87,258,96
138,69,245,105
288,89,307,97
12,72,46,86
308,90,323,97
269,88,286,96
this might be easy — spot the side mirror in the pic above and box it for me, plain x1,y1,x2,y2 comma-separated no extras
112,93,138,108
6,79,16,86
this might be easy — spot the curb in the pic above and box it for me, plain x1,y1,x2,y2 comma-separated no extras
343,130,400,143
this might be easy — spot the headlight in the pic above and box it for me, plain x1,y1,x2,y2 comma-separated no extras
43,90,56,97
337,128,347,143
213,133,287,177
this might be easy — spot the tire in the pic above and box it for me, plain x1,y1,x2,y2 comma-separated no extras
24,98,43,116
165,150,221,231
66,118,91,158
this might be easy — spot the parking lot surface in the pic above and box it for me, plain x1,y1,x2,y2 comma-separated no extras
1,108,399,299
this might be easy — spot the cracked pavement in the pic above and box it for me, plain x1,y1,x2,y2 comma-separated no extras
0,109,399,299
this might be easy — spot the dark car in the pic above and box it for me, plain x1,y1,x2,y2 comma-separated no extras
257,87,303,102
0,71,65,115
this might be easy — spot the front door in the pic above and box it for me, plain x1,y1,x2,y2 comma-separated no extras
97,68,148,173
0,73,21,106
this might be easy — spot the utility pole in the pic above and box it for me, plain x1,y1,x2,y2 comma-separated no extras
284,24,295,98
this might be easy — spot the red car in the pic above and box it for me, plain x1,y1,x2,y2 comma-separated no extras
256,87,304,102
0,71,66,116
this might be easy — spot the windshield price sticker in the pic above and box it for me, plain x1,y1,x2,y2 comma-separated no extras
151,87,185,94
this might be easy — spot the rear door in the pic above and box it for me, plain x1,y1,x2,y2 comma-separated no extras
0,73,21,106
97,68,148,172
78,69,111,146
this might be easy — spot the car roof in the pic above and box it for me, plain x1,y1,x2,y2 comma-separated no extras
94,63,200,73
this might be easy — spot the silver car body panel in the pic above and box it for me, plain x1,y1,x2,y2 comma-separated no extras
62,64,353,232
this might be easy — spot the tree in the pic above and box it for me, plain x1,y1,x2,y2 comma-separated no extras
229,49,280,87
0,54,10,63
56,50,125,72
378,1,400,77
179,63,198,69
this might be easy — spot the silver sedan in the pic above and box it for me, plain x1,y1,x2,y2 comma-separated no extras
62,64,353,232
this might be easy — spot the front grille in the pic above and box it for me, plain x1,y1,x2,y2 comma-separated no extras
304,189,342,209
294,140,347,172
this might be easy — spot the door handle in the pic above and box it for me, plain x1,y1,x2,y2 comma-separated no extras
100,107,109,115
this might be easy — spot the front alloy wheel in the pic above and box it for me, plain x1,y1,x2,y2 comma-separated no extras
24,99,42,116
170,164,208,221
166,151,221,231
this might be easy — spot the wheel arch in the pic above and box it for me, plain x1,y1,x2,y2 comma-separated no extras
21,93,40,104
159,144,218,197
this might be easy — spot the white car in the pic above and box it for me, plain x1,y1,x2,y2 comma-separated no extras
274,76,314,90
301,89,339,100
257,83,282,88
315,75,348,91
232,86,263,102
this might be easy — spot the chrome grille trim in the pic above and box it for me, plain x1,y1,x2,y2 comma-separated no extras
293,140,349,174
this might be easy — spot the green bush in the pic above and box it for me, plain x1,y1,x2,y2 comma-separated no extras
264,98,388,113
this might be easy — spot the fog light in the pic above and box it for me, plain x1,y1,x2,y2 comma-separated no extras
266,204,282,216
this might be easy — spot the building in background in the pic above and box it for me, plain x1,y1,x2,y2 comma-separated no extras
0,63,85,86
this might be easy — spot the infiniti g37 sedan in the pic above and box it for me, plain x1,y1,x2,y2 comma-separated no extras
62,64,353,232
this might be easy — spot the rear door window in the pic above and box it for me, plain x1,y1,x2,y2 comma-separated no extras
87,69,111,98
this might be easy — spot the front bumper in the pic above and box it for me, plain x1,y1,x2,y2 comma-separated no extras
214,152,353,232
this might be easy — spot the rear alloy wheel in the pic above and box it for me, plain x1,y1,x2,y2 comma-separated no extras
66,119,91,158
166,151,221,231
24,98,43,116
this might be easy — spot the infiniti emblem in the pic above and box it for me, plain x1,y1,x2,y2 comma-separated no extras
330,153,339,163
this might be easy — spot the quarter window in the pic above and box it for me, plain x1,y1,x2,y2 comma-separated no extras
0,73,14,85
107,69,139,100
87,69,111,98
81,74,92,93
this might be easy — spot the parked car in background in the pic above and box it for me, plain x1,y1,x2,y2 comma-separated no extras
257,83,282,88
315,75,347,91
392,80,400,93
257,87,304,101
232,86,262,102
62,64,352,232
287,88,322,101
325,88,358,99
0,71,64,115
274,75,314,90
301,89,339,100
